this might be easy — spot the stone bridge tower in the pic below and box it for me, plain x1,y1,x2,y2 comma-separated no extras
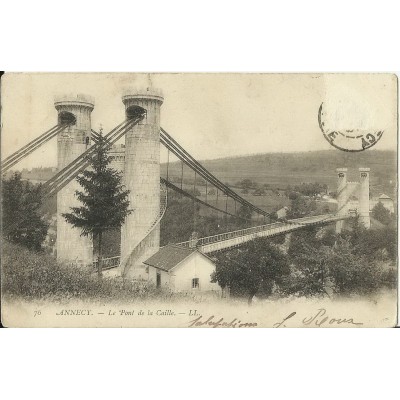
335,167,371,233
55,94,94,267
120,88,164,278
359,167,371,229
335,167,348,233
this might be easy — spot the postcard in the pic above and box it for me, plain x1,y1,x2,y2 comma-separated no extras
1,73,397,327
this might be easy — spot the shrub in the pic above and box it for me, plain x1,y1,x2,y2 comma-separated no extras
371,201,392,226
1,241,174,303
2,172,48,251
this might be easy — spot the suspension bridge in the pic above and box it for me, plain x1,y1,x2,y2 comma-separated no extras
2,89,367,283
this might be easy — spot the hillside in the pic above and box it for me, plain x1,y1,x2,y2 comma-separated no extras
161,149,397,198
8,149,397,218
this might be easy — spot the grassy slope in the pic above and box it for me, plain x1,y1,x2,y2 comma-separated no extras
1,241,177,302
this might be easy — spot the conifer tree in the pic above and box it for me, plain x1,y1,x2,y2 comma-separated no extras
63,132,131,278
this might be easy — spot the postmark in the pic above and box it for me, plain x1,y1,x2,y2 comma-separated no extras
318,103,384,152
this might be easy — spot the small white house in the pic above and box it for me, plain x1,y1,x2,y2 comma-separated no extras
276,206,289,219
143,245,221,293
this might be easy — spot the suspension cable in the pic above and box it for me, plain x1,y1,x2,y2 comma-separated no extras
161,128,252,203
161,178,250,222
193,170,197,229
47,118,141,197
3,116,144,235
180,160,184,190
160,127,270,217
42,119,131,194
42,117,143,198
91,129,100,141
2,124,59,165
166,148,170,182
2,124,68,172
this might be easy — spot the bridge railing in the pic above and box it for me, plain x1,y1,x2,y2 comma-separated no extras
175,220,295,248
175,213,344,249
93,256,121,271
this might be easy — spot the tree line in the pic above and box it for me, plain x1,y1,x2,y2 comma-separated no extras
211,218,397,304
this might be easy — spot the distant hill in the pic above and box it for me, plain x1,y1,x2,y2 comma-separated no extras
7,149,396,203
2,167,56,183
161,149,397,198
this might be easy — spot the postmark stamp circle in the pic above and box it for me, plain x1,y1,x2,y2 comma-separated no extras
318,103,384,152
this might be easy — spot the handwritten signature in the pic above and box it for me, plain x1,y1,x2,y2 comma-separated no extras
188,315,258,328
273,308,363,328
187,308,363,328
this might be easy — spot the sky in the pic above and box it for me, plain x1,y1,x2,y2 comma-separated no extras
1,73,397,169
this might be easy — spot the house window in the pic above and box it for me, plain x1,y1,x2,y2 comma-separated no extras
192,278,199,289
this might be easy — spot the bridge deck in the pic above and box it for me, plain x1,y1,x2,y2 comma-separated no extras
98,213,351,269
174,214,350,253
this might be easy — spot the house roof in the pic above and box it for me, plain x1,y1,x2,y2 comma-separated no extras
379,193,392,200
143,245,197,272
